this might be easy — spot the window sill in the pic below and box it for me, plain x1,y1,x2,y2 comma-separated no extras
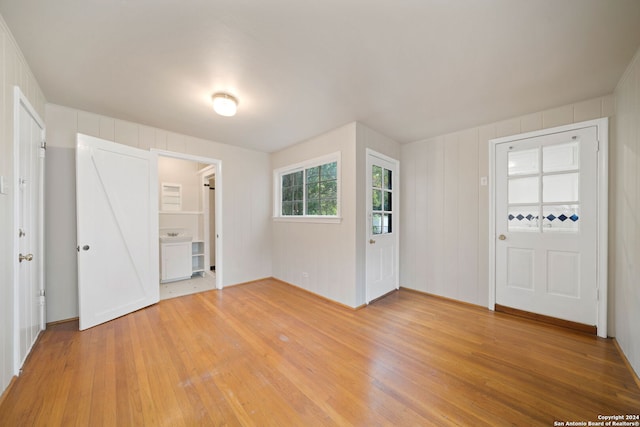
272,216,342,224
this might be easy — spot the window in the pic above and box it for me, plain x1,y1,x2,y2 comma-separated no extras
275,153,340,220
371,165,393,234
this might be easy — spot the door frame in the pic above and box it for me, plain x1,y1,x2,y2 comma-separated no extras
365,148,400,303
199,165,216,274
152,150,223,290
12,86,46,374
488,118,608,337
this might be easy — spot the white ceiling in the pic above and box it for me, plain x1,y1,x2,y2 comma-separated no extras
2,1,640,153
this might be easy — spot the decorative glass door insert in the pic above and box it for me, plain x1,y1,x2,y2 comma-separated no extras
507,141,580,233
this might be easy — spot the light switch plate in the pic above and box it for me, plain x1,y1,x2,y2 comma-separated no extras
480,176,488,186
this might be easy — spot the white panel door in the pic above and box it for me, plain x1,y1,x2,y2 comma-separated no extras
14,87,45,372
76,134,159,330
495,126,598,326
366,150,399,303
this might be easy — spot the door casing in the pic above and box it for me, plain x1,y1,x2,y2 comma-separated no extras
488,118,608,338
153,149,223,290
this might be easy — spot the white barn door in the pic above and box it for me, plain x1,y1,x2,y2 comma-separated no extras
76,134,159,330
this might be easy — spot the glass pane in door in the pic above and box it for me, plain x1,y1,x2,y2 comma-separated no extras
372,189,382,210
383,169,392,189
372,166,382,188
543,173,579,203
508,149,539,176
508,177,539,204
372,213,382,234
543,205,580,232
508,205,539,232
543,142,579,173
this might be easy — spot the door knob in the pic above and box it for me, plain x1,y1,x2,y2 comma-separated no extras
82,245,90,251
498,234,506,241
19,253,33,262
369,239,376,244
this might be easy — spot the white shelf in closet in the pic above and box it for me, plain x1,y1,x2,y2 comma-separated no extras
191,241,206,277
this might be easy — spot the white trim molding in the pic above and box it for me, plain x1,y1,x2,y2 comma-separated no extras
151,149,224,290
273,151,342,221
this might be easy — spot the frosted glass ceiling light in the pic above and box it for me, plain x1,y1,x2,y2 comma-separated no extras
212,93,238,117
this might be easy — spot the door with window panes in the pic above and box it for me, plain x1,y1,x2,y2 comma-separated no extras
366,150,399,302
495,126,598,327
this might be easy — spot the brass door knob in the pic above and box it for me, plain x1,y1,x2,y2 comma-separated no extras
369,239,376,244
498,234,506,241
19,253,33,262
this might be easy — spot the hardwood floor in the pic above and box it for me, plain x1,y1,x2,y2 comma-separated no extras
1,279,638,426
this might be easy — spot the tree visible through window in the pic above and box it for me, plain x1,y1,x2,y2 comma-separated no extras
280,160,338,216
281,170,303,215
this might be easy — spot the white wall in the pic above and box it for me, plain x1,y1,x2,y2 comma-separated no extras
400,94,614,307
271,122,400,308
0,13,46,397
45,104,272,322
612,46,640,376
158,156,202,212
271,123,358,307
158,156,203,239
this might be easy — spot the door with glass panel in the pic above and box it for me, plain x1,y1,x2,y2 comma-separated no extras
495,126,598,326
366,150,399,303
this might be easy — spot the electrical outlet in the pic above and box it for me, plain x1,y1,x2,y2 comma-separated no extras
302,272,309,278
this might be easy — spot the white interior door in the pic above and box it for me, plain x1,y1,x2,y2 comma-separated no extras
76,134,159,330
366,150,399,303
495,126,599,328
14,87,45,373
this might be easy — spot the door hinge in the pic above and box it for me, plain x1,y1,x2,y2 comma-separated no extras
39,289,45,297
596,139,600,152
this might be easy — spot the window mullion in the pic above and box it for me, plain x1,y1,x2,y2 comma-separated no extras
303,168,307,215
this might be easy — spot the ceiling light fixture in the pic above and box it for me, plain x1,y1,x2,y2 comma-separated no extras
212,93,238,117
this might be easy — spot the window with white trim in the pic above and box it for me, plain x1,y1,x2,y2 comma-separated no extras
274,153,340,219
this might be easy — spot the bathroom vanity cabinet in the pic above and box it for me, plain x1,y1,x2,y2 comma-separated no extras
160,241,192,283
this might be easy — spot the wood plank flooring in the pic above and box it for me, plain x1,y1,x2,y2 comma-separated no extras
1,278,638,426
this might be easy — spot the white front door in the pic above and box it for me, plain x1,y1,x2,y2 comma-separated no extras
495,125,599,329
14,87,45,372
76,134,159,330
366,150,399,303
